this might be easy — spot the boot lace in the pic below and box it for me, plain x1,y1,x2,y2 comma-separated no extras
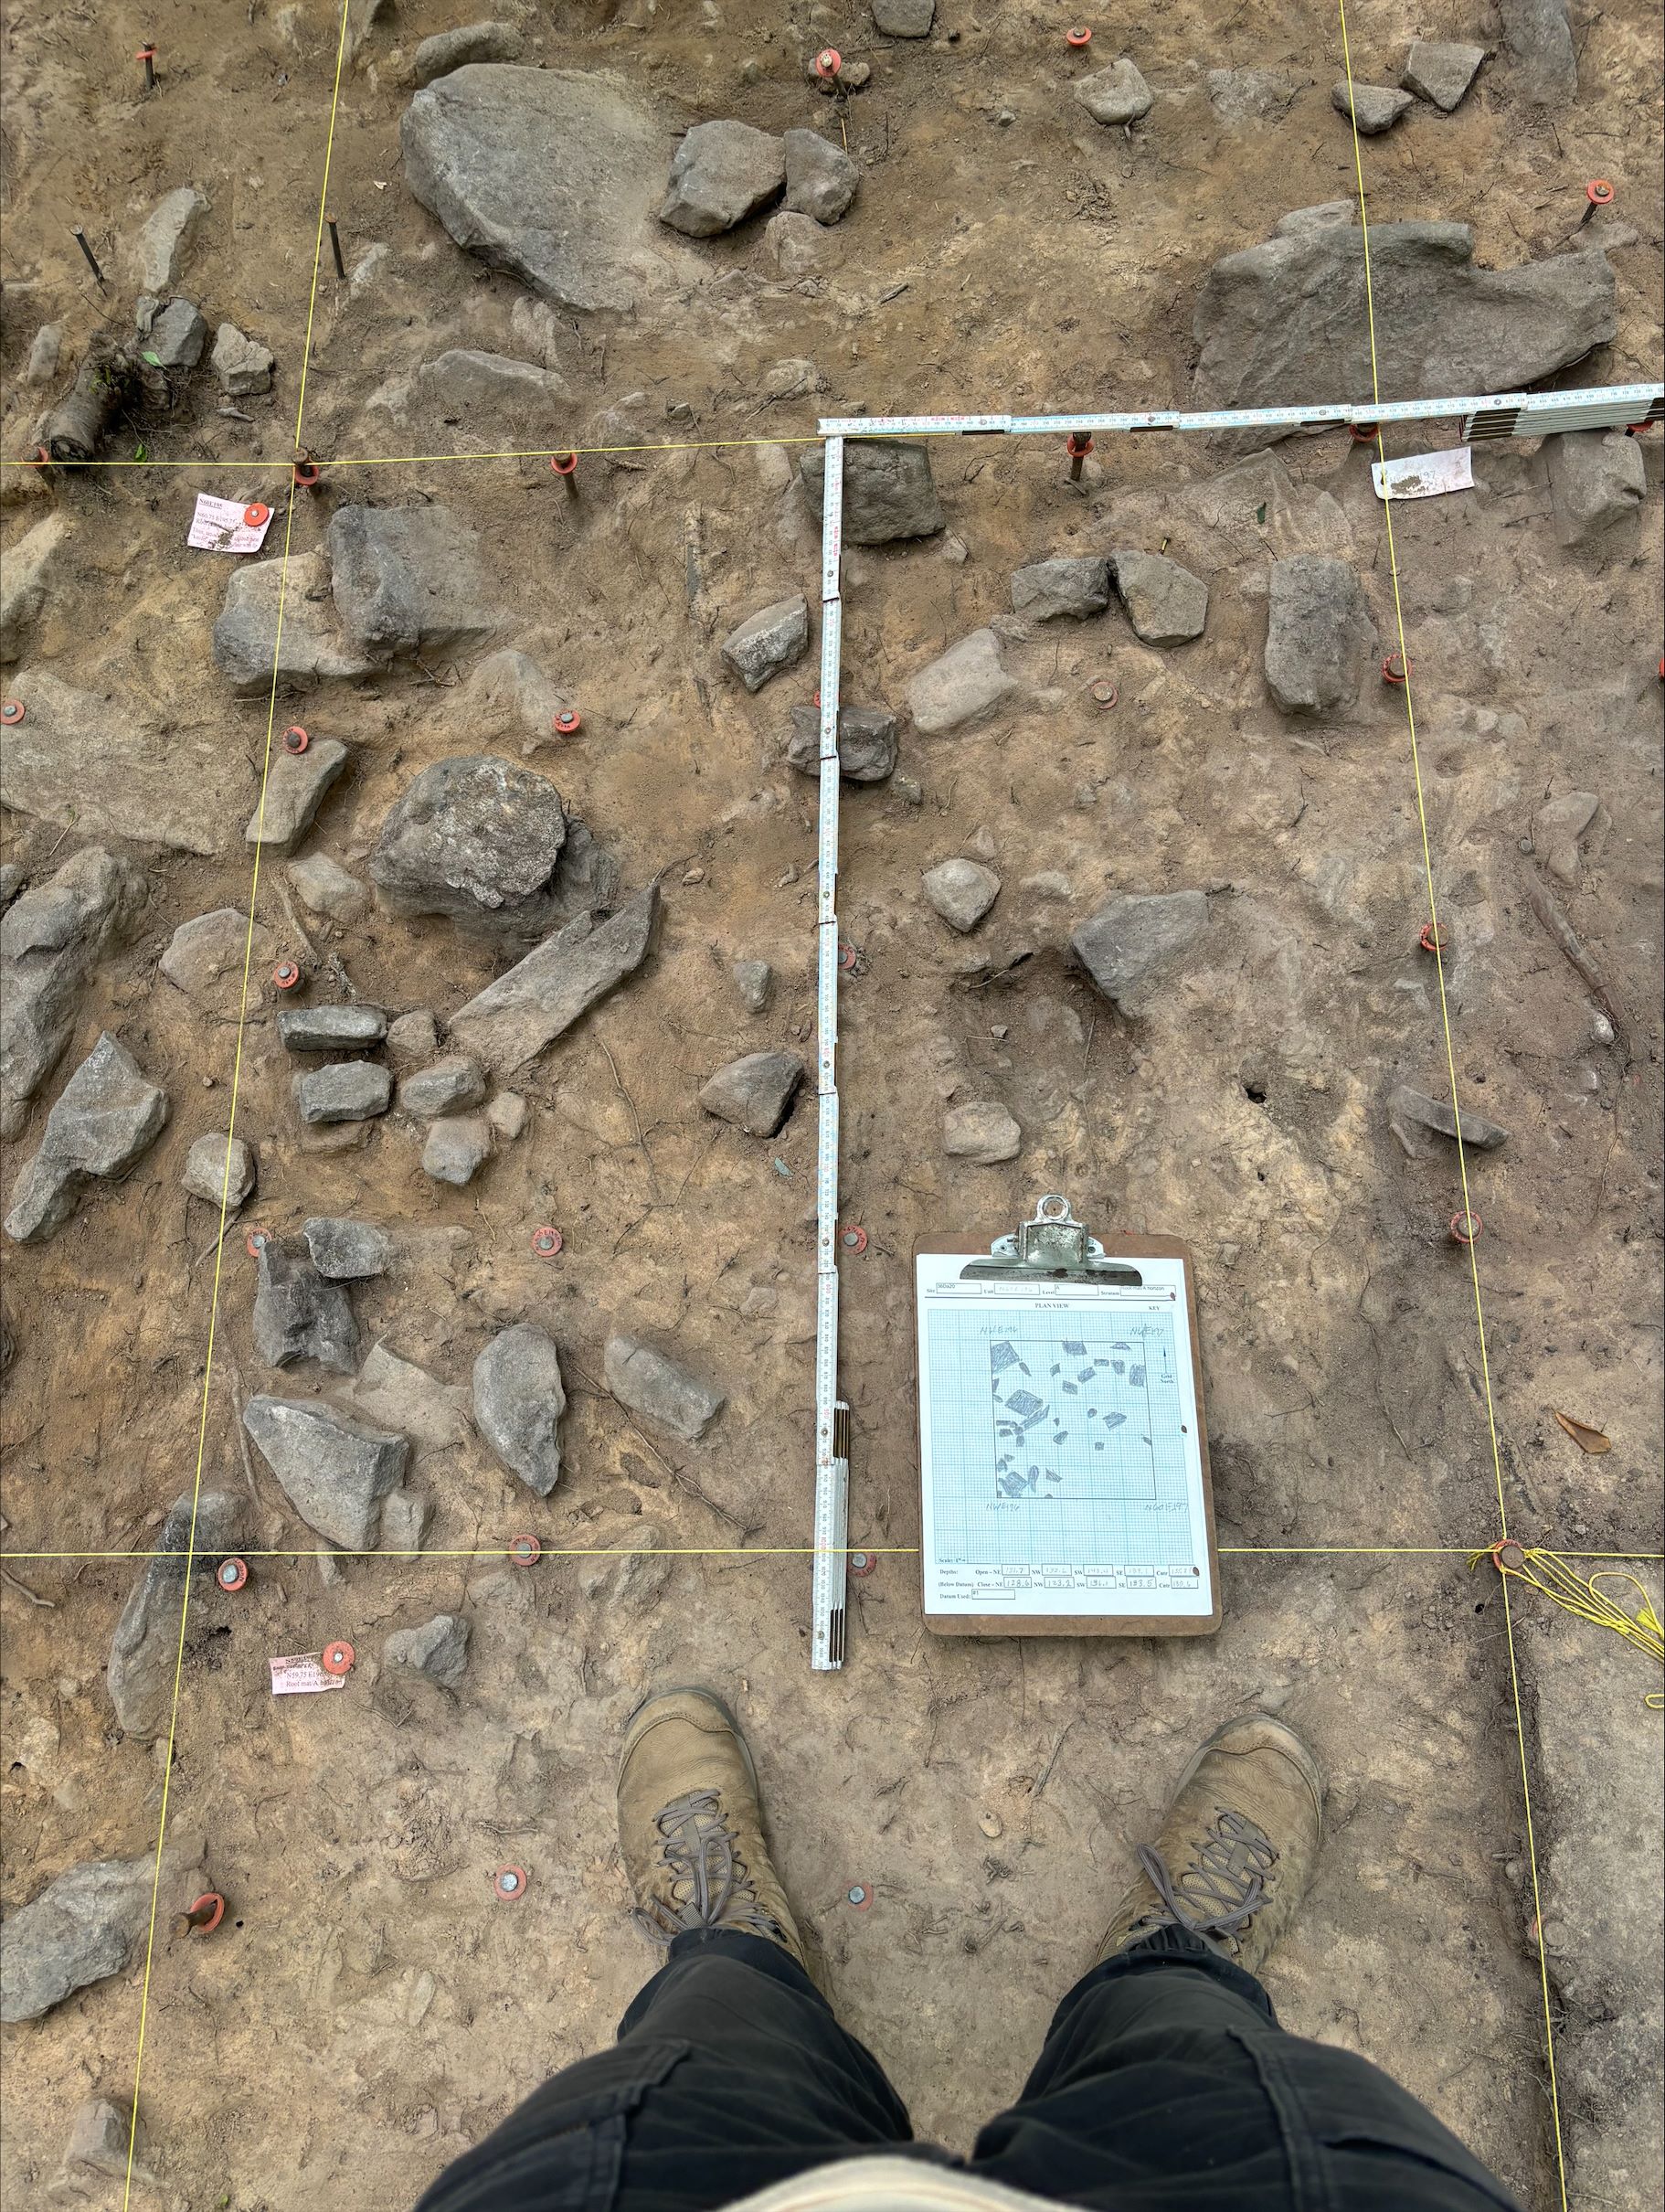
1134,1806,1277,1955
636,1789,787,1947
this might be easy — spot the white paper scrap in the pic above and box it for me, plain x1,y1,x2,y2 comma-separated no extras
188,493,274,553
270,1652,347,1696
1371,448,1474,502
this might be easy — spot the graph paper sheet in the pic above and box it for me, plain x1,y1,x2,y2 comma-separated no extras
916,1250,1214,1622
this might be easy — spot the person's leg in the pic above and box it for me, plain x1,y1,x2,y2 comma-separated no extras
415,1690,912,2212
973,1717,1522,2212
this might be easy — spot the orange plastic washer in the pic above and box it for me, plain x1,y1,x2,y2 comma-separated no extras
1585,178,1614,206
509,1534,542,1566
243,503,271,528
1448,1211,1482,1247
1,699,23,727
550,452,578,476
217,1557,249,1592
183,1891,225,1934
814,47,843,79
1066,27,1093,46
493,1864,528,1901
531,1226,564,1257
271,960,302,991
282,724,309,754
553,708,582,736
244,1228,270,1257
320,1639,355,1676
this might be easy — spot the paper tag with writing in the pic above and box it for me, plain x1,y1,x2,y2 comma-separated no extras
188,493,275,553
270,1652,347,1696
1372,448,1474,502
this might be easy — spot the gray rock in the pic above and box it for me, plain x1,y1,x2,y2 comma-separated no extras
293,1061,393,1124
182,1132,256,1207
448,884,661,1074
1071,891,1212,1016
304,1217,392,1279
578,1521,673,1612
143,297,208,371
474,1323,567,1494
0,512,71,663
132,186,203,295
4,1035,169,1244
943,1101,1020,1164
1534,791,1600,884
787,702,898,782
370,754,567,931
289,852,368,923
699,1050,805,1136
213,548,376,696
721,595,811,691
245,738,348,853
604,1334,726,1442
907,628,1017,735
346,1342,472,1447
874,0,933,29
211,322,273,396
26,322,63,386
1388,1084,1510,1154
763,208,832,280
401,66,684,313
732,958,774,1011
1010,556,1112,621
1331,80,1413,133
1,845,145,1140
369,348,572,438
485,1090,526,1140
1074,58,1153,125
387,1009,441,1064
398,1055,486,1117
421,1112,494,1184
923,857,1001,932
1205,68,1297,122
800,440,943,543
253,1240,358,1373
1,670,249,849
379,1490,431,1553
1111,550,1209,643
1400,40,1485,110
410,19,520,87
107,1490,240,1739
278,1004,388,1052
0,1846,196,2023
457,647,564,742
783,129,859,224
1544,430,1646,544
661,119,785,237
160,909,275,1018
0,866,23,907
328,505,494,663
1193,213,1615,419
383,1611,471,1688
1264,556,1375,712
1500,0,1575,101
58,2094,148,2192
242,1397,409,1548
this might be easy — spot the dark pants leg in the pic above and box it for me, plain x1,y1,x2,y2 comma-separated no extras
973,1928,1523,2212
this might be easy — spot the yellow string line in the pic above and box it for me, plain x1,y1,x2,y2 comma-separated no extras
5,1543,1655,1564
1333,4,1567,2201
0,433,827,474
1472,1546,1665,1705
116,11,353,2206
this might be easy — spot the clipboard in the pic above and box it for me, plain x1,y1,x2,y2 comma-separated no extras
914,1194,1221,1639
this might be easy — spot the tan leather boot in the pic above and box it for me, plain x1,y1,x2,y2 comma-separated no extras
1094,1714,1324,1978
618,1687,807,1968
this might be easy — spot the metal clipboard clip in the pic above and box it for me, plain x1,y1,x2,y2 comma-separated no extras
958,1193,1144,1285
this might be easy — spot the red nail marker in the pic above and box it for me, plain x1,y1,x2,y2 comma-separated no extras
320,1639,355,1676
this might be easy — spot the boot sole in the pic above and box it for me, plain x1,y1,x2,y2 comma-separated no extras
620,1685,761,1800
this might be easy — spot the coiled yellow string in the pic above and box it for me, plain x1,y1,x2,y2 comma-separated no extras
1472,1543,1665,1708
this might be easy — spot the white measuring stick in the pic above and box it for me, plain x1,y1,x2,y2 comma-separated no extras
818,380,1662,442
811,436,851,1673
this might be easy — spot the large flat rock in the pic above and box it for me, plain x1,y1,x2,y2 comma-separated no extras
400,66,693,312
1193,213,1615,416
1,673,248,853
213,548,376,697
447,884,660,1073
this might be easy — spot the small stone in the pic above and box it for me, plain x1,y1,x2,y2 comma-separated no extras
383,1612,471,1689
661,119,786,236
158,909,274,1019
944,1101,1021,1164
303,1217,391,1279
181,1132,255,1207
1544,431,1646,545
4,1034,169,1245
293,1061,393,1124
329,505,496,663
210,322,274,396
289,853,368,924
733,958,774,1012
420,1114,493,1185
242,1396,409,1549
107,1491,240,1740
1500,0,1575,102
447,886,661,1075
923,858,1002,932
345,1343,472,1447
907,629,1016,735
699,1050,805,1136
1400,39,1486,111
1022,871,1072,902
800,441,943,544
26,323,63,387
874,0,933,30
246,739,348,854
1073,58,1153,126
1264,556,1375,712
604,1334,726,1442
783,128,859,223
1010,557,1111,621
1388,1085,1511,1154
1,845,146,1138
1535,791,1600,884
721,595,811,691
380,1490,431,1553
143,297,208,371
485,1090,527,1141
398,1055,487,1118
58,2095,143,2188
473,1323,567,1495
213,548,376,695
762,208,831,279
409,19,520,87
132,186,204,295
1071,891,1211,1016
253,1240,359,1374
459,647,564,744
1331,80,1413,133
0,1848,196,2024
387,1009,441,1064
1111,550,1209,643
786,702,898,782
277,1004,388,1052
1204,67,1298,122
578,1522,673,1612
0,513,71,665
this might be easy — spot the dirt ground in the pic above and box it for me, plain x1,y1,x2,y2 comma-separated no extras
2,0,1662,2207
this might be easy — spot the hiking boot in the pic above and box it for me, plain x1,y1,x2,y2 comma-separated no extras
1094,1713,1324,1978
618,1687,806,1968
